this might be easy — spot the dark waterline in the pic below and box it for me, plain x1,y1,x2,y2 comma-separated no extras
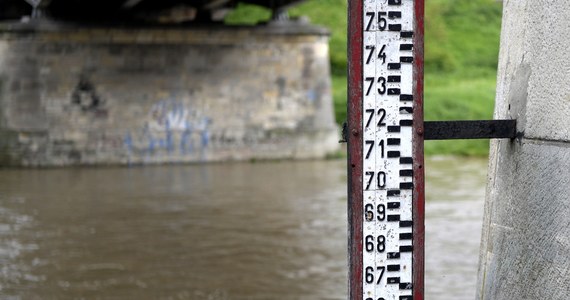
0,157,486,299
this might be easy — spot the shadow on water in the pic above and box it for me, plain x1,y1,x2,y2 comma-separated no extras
0,157,487,299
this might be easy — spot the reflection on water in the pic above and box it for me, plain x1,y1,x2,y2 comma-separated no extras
0,157,487,299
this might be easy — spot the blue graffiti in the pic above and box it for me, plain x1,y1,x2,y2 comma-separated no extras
123,132,133,153
124,99,211,158
306,89,317,103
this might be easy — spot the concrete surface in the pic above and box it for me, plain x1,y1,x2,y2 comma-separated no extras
477,1,570,299
0,21,339,166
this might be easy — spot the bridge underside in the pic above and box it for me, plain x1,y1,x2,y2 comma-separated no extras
0,0,305,23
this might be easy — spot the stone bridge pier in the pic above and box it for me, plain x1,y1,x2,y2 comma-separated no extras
477,0,570,298
0,2,339,166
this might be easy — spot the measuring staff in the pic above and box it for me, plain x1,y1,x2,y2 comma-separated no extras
347,0,425,299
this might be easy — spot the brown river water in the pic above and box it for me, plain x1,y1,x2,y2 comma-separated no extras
0,157,487,300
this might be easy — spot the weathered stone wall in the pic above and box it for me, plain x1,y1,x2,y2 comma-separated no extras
0,22,339,166
477,1,570,299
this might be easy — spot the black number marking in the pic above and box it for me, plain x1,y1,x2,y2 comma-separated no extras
365,235,374,252
379,139,385,158
376,266,385,284
377,171,386,189
388,88,401,95
387,63,401,70
365,109,374,128
377,204,385,221
377,77,386,95
365,204,374,221
387,151,400,158
387,264,400,272
387,202,400,209
365,140,374,159
401,31,414,38
365,12,388,31
387,190,400,197
365,77,387,95
365,12,375,31
365,171,375,190
378,45,386,64
387,126,400,133
378,12,387,31
365,172,387,190
365,77,374,96
388,24,402,32
365,204,385,222
365,45,387,64
387,138,401,145
364,266,385,284
387,277,400,284
365,266,374,283
377,235,386,252
377,109,386,127
388,215,400,222
364,109,386,128
365,45,375,64
389,11,402,19
388,75,401,83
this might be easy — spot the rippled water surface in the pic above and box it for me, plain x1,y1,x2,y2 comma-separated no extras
0,157,487,299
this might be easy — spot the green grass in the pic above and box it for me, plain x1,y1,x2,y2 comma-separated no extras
226,0,503,156
424,75,498,156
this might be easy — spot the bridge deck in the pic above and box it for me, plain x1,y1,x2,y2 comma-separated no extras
1,0,307,22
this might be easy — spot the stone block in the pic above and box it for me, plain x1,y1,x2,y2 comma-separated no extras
492,1,570,142
478,140,570,299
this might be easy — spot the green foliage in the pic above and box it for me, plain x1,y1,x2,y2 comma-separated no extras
332,74,348,124
432,0,503,74
289,0,348,75
424,75,497,156
226,0,349,75
224,3,270,24
226,0,503,156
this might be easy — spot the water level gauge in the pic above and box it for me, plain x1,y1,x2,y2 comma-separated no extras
348,0,425,299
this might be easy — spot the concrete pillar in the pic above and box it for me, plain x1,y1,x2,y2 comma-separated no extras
477,1,570,299
0,21,339,166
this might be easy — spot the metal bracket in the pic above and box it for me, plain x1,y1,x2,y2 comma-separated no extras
424,120,516,140
339,122,348,143
340,119,516,143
